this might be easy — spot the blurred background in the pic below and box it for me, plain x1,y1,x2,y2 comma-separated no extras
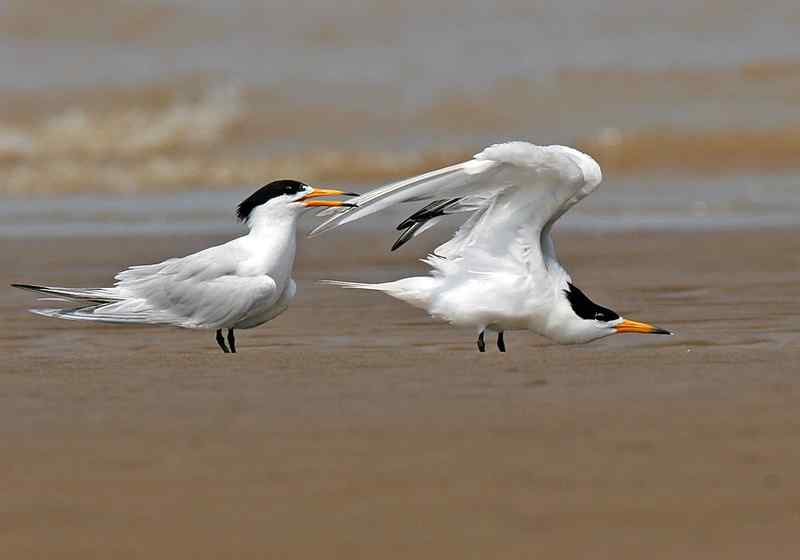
4,5,800,558
1,0,799,236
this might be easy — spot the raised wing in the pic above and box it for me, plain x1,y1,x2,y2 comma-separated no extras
311,141,602,267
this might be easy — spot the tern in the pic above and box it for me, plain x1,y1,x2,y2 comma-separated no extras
12,180,356,353
313,141,672,352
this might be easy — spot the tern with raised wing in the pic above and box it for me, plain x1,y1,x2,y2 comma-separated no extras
314,141,671,352
13,180,356,353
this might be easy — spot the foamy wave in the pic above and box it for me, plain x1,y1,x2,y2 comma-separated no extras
0,80,473,195
0,86,243,162
5,122,800,195
4,70,800,196
0,149,474,196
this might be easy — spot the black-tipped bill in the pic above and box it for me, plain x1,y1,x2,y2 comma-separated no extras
614,319,673,335
299,188,359,207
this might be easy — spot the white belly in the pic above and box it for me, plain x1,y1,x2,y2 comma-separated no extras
429,274,552,332
234,278,297,329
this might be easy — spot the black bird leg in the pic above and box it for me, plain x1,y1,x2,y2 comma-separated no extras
216,329,230,353
227,329,237,353
477,330,486,352
497,331,506,352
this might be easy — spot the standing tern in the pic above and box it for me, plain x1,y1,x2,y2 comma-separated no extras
313,141,672,352
13,180,357,353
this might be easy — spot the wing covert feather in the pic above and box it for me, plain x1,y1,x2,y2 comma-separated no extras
112,245,278,328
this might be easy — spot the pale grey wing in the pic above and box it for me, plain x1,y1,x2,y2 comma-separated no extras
110,245,279,328
310,142,602,269
309,158,503,238
535,146,604,266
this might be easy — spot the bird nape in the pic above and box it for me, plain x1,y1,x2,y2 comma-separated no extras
12,180,359,353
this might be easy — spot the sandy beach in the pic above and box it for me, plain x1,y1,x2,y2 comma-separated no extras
2,0,800,556
2,227,798,558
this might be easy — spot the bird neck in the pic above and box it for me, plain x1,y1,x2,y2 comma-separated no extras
245,204,301,237
243,206,301,282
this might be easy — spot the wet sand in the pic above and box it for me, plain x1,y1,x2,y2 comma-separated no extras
2,227,799,558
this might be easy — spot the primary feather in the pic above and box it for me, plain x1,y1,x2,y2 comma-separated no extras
313,141,601,267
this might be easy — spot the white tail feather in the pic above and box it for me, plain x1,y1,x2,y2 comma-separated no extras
319,280,388,291
32,305,141,323
321,277,438,310
30,303,172,324
14,283,174,325
12,283,120,302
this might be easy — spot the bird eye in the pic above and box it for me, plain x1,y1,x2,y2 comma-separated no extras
594,312,604,321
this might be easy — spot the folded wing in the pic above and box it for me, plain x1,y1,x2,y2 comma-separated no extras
109,245,279,328
21,244,279,329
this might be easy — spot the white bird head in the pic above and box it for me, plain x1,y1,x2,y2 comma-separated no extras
237,180,358,224
557,282,672,344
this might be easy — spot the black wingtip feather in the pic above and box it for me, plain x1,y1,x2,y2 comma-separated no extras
11,283,42,291
391,226,418,251
395,198,461,231
390,198,462,250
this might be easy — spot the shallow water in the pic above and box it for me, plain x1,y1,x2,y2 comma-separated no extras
1,172,797,238
1,0,799,228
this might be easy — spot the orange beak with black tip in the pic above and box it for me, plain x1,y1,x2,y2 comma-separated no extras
614,319,673,335
299,188,359,208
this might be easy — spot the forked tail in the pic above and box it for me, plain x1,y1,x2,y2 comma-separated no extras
11,283,162,324
11,283,119,302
